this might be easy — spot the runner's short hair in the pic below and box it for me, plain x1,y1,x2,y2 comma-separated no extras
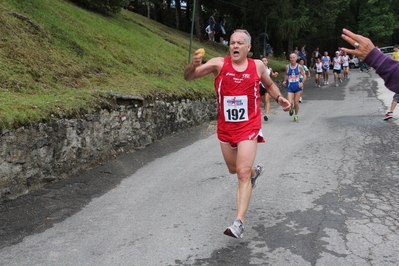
233,29,251,45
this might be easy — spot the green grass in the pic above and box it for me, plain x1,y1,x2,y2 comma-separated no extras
0,0,287,129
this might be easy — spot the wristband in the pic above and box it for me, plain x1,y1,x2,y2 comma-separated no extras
275,95,282,102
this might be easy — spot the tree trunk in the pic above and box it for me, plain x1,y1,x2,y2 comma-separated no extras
194,0,203,40
288,36,293,58
146,2,150,19
153,1,164,23
175,0,181,30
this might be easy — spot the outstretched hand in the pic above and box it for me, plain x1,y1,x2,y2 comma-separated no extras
341,28,375,61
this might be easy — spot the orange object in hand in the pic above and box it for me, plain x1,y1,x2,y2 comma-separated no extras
197,48,205,57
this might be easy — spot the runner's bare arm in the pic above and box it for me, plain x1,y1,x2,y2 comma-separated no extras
270,67,278,77
256,60,290,111
282,65,289,85
184,54,223,81
300,67,306,84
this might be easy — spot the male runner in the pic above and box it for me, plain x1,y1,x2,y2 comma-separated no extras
184,29,290,238
282,53,306,122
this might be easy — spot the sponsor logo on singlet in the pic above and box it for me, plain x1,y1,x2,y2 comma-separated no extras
227,97,244,107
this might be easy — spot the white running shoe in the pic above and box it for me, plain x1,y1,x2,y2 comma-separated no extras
251,164,265,189
224,219,244,238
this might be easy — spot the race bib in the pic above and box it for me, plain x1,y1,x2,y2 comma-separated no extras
288,75,299,83
223,96,248,122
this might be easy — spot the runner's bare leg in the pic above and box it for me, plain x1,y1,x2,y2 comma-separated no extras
220,139,257,223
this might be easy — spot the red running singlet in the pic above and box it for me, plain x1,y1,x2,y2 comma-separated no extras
214,57,265,147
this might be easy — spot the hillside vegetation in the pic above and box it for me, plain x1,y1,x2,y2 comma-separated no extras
0,0,287,129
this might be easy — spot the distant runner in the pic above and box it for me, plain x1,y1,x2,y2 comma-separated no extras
283,53,306,122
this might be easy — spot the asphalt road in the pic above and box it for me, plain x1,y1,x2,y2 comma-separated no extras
1,69,399,266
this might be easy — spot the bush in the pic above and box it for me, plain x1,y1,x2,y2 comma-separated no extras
68,0,125,14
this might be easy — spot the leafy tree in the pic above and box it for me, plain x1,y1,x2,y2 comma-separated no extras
266,0,310,56
197,0,345,57
165,0,399,57
357,0,399,45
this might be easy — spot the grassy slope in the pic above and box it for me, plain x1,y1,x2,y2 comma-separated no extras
0,0,287,129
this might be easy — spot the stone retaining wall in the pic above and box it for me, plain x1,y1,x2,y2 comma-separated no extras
0,98,218,203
